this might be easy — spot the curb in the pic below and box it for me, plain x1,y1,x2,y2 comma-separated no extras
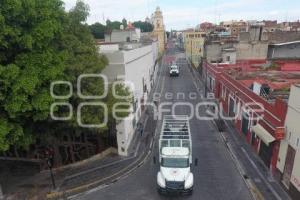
46,134,156,200
40,148,118,176
217,126,264,200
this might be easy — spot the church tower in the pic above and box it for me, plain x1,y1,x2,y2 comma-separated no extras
151,7,166,54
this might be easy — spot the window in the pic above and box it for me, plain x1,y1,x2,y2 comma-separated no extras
161,158,189,168
227,56,230,61
211,79,215,91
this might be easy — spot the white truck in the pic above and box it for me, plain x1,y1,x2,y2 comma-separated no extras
156,115,197,195
169,65,179,77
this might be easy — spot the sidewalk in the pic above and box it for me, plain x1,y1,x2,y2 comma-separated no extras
187,61,291,200
221,121,291,200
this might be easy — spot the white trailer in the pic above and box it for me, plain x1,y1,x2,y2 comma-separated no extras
156,115,196,195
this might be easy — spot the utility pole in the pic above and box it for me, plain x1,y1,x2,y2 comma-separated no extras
190,39,193,65
203,39,208,98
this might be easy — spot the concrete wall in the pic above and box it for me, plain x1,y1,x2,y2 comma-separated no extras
266,31,300,43
124,45,153,100
105,29,140,43
222,51,236,64
236,42,269,60
268,42,300,60
206,43,222,63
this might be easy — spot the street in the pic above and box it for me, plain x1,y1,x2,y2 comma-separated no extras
71,41,253,200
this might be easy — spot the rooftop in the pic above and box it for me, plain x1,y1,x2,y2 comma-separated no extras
217,59,300,102
270,40,300,46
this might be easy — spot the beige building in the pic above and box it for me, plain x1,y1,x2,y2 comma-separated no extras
151,7,166,54
276,84,300,199
183,31,206,67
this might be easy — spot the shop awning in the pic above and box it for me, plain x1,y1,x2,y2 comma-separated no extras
252,124,275,146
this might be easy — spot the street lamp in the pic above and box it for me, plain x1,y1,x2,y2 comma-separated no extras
45,148,56,190
190,40,193,65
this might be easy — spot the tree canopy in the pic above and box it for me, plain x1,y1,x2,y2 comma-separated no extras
89,22,106,39
0,0,131,152
132,21,154,32
89,19,154,39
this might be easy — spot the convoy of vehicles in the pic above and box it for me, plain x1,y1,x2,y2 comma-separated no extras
156,115,196,195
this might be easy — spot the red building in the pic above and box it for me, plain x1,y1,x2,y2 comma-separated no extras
202,61,300,173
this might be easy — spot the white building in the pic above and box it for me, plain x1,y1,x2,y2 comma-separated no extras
105,28,141,43
276,84,300,199
98,40,159,156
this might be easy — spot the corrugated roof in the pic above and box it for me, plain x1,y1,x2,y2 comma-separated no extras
271,40,300,46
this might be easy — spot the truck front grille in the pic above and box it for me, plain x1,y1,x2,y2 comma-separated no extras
166,181,184,190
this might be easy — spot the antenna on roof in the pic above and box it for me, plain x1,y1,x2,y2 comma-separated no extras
102,13,105,24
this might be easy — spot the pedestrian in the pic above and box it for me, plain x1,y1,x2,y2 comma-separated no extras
140,126,144,137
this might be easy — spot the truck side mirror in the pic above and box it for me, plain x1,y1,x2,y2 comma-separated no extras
153,156,156,164
194,158,198,166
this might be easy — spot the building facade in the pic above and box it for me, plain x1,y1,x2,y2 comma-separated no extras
183,31,206,67
276,85,300,200
104,28,141,43
203,62,287,174
98,41,159,156
151,7,166,54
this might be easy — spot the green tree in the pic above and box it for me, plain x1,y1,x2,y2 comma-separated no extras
106,19,122,31
59,1,130,131
132,21,153,32
0,0,67,151
0,0,131,152
89,22,106,39
122,18,127,29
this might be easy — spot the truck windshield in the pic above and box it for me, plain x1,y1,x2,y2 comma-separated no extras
161,158,189,168
171,66,178,70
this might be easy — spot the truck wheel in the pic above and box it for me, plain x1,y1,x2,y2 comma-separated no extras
183,189,193,195
157,187,163,195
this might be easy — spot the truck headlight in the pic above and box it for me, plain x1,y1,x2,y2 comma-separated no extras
184,173,194,189
157,172,166,188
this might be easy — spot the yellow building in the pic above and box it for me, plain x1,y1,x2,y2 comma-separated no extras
151,7,166,54
183,31,206,67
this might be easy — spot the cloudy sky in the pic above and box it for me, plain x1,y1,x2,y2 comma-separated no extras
63,0,300,30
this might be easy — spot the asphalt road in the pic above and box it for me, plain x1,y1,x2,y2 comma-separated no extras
73,41,253,200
